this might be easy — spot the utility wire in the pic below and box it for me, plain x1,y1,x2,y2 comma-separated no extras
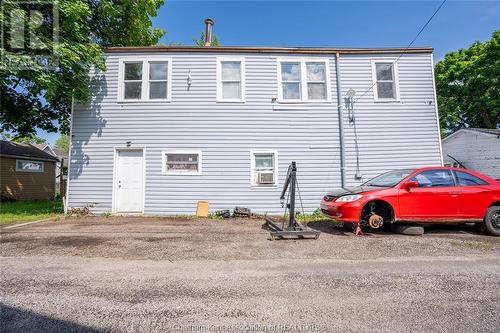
352,0,447,104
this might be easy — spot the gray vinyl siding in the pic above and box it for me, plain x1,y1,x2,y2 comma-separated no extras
442,130,500,179
339,54,443,183
68,51,442,215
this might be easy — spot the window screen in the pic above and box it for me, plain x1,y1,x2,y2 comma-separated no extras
123,62,143,99
254,153,274,170
149,61,168,99
306,62,327,100
375,63,396,99
221,61,242,99
281,62,301,100
164,153,199,173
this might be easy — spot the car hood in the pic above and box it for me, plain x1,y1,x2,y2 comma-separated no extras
325,186,388,198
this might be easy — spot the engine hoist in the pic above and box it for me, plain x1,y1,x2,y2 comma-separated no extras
265,162,321,240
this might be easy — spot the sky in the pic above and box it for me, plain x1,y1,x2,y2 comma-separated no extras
38,0,499,145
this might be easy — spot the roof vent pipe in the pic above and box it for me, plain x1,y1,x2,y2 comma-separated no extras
204,18,214,46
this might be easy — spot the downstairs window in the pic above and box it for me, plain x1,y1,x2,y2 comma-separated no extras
162,150,202,175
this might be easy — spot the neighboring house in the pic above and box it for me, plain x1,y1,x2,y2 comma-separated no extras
33,143,56,157
0,140,59,200
52,148,68,162
34,144,68,192
52,148,69,195
67,41,443,215
442,128,500,179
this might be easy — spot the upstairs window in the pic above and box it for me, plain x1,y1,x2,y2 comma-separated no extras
149,62,169,99
217,58,245,102
278,59,330,102
123,62,143,100
281,62,301,100
306,62,327,100
372,61,399,101
119,58,171,102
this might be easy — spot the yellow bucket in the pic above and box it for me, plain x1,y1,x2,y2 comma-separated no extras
196,201,209,218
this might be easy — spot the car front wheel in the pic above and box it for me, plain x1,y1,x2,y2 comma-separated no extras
484,206,500,236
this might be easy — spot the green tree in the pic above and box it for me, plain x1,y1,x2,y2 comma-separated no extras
54,134,70,154
435,30,500,135
1,132,46,144
1,0,165,137
193,32,220,46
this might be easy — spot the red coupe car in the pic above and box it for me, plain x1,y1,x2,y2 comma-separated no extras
320,167,500,236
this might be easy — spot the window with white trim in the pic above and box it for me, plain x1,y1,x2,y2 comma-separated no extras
123,62,143,100
217,58,245,101
306,62,327,100
372,61,399,101
251,151,278,186
148,61,169,99
162,150,202,175
119,58,172,101
278,59,330,102
16,159,44,172
281,62,302,100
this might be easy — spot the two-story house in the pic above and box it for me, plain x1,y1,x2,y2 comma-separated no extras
66,33,443,215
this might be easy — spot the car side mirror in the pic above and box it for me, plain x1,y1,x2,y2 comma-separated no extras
404,180,420,190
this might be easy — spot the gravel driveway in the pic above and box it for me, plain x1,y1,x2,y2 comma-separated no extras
1,216,500,332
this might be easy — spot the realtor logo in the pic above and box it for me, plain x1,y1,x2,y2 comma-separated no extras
0,0,59,70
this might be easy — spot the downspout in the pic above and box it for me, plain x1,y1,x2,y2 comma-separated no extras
64,96,74,214
335,52,346,188
430,53,444,166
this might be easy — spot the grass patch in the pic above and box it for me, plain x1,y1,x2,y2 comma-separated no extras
293,208,334,224
100,211,112,218
450,240,494,251
0,200,63,225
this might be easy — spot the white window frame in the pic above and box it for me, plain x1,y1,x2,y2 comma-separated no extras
162,150,202,175
371,59,400,102
216,57,245,103
277,58,331,103
118,57,172,102
121,61,143,101
16,159,44,173
250,150,278,188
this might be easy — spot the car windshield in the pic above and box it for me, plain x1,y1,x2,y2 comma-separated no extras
362,169,414,187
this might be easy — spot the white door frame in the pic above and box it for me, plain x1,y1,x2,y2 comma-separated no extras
112,147,146,214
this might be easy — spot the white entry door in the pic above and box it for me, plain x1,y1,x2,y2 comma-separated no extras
114,149,144,213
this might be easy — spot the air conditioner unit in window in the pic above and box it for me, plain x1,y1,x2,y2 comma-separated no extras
257,171,274,184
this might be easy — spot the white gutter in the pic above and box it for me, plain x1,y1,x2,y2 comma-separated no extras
430,53,444,166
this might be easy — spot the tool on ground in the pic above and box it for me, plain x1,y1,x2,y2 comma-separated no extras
215,210,231,218
265,162,321,240
233,206,251,217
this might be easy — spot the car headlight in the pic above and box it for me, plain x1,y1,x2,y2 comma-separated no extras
335,194,362,202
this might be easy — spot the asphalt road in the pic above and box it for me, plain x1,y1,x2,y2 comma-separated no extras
1,217,500,332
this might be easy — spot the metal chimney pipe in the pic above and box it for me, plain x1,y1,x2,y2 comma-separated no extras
204,18,214,46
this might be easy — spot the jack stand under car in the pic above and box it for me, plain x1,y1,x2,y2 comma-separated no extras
265,162,321,240
354,224,364,236
353,210,385,236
